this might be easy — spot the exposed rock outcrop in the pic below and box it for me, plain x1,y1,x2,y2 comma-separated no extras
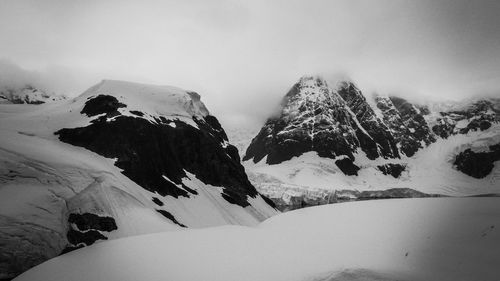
454,144,500,178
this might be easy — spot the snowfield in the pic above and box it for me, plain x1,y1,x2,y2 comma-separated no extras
15,197,500,281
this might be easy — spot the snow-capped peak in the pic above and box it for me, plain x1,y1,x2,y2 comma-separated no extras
282,75,345,114
0,84,66,104
80,80,209,121
243,76,395,169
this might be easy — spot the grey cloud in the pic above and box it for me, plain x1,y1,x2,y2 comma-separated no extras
0,0,499,126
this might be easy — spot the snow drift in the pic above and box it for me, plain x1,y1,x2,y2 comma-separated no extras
14,197,500,281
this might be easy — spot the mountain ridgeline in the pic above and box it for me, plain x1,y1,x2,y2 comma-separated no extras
0,80,277,280
243,76,500,178
0,85,66,104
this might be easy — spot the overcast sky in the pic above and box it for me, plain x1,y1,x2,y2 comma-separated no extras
1,0,500,126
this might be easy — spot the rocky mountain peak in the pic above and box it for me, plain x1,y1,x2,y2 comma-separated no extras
0,84,66,104
244,76,402,174
373,95,434,157
281,75,343,111
245,75,497,176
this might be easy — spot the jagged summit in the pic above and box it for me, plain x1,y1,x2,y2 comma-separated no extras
245,76,355,167
242,75,500,207
244,76,403,174
245,76,499,171
281,75,343,108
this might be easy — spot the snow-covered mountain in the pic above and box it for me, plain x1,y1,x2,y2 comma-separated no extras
14,197,500,281
0,84,66,104
242,76,500,208
0,80,276,280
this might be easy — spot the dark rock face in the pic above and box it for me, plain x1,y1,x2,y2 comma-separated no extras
81,95,126,119
375,96,432,157
432,115,457,139
377,164,406,178
152,197,164,206
156,210,186,227
389,96,436,146
337,82,399,159
244,77,399,173
335,158,360,176
454,144,500,178
130,110,144,117
244,77,366,165
56,95,258,208
464,119,492,133
432,100,498,139
66,229,107,246
63,213,117,254
68,213,117,232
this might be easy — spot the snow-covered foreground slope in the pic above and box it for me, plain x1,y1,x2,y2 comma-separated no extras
15,197,500,281
0,80,276,279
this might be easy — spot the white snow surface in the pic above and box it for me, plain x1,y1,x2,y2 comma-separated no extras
15,197,500,281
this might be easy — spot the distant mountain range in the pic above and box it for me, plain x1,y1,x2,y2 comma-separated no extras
237,76,500,209
0,85,66,104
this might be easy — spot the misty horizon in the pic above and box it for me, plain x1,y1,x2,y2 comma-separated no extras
1,0,500,125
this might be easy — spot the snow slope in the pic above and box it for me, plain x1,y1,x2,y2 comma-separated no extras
0,80,276,279
15,197,500,281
